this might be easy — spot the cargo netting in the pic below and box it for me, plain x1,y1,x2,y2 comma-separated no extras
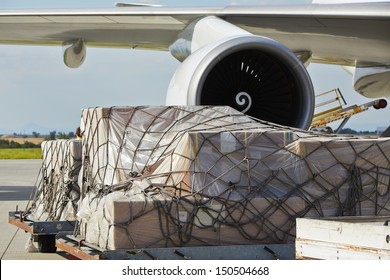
25,106,390,248
27,140,82,221
70,106,390,250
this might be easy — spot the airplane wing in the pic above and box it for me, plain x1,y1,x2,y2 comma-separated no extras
0,3,389,65
0,3,389,130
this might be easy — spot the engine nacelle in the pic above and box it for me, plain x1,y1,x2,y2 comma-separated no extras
166,35,315,129
353,66,390,99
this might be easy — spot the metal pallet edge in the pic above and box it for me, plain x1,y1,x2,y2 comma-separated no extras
296,238,390,260
8,211,76,235
55,232,296,260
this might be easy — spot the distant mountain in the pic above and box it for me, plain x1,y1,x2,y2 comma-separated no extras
18,123,52,135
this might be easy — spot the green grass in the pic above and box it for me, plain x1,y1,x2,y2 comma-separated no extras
0,148,42,159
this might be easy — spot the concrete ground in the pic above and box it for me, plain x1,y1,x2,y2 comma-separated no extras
0,159,66,260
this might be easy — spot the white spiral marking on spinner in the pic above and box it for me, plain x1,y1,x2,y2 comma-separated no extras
235,92,252,113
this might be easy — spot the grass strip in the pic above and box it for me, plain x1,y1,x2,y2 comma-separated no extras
0,148,42,159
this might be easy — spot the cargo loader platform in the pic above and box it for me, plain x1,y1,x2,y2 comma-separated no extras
310,88,387,133
296,216,390,260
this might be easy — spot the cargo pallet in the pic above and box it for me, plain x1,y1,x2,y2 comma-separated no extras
9,208,296,260
8,210,76,253
8,209,295,260
55,232,295,260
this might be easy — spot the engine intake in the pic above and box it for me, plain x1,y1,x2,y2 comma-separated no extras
167,35,315,129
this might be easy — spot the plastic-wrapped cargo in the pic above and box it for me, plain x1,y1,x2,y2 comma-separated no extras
76,106,390,249
28,139,82,221
78,106,285,191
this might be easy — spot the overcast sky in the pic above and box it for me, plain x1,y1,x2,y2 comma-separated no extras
0,0,389,134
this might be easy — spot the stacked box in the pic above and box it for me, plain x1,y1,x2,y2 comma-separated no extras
76,106,390,249
78,188,307,249
79,106,291,194
29,140,82,221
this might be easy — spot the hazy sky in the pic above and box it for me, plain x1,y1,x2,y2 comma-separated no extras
0,0,389,134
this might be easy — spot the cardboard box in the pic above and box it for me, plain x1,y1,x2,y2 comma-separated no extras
79,106,300,196
82,195,222,249
82,194,309,249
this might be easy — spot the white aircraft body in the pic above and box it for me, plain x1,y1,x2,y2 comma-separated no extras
0,2,389,129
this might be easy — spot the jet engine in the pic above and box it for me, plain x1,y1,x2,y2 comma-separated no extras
167,19,315,129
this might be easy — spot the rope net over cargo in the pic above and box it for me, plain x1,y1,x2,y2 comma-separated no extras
27,140,82,221
72,106,390,250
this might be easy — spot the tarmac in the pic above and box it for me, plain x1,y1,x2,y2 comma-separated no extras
0,159,66,260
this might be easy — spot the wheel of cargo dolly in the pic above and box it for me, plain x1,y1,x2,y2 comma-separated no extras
37,235,57,253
